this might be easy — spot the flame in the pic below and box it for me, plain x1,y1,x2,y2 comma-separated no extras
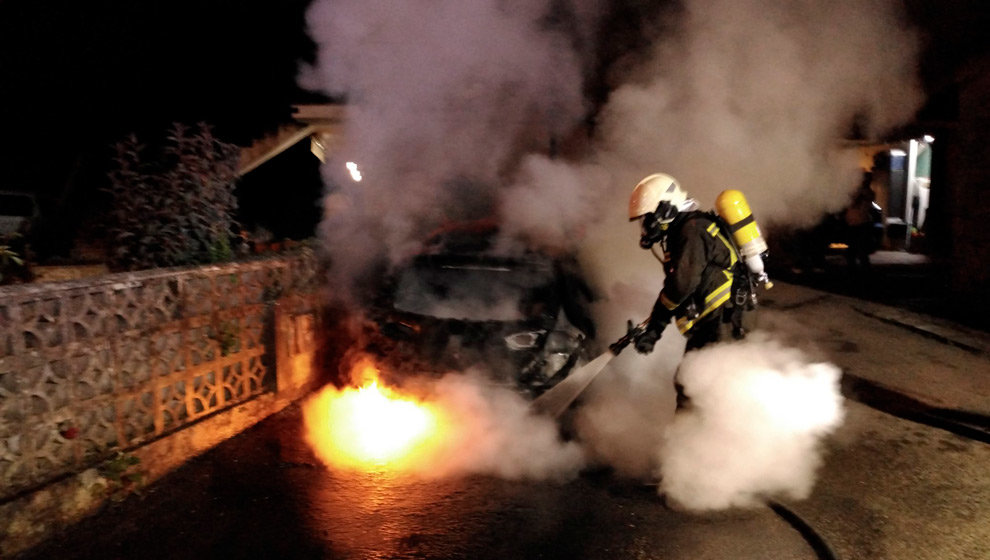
303,359,447,471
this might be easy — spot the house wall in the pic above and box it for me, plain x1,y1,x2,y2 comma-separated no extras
944,56,990,324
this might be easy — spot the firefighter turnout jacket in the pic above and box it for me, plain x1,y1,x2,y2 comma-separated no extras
647,210,741,336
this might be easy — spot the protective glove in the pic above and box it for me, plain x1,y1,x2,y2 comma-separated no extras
634,328,661,354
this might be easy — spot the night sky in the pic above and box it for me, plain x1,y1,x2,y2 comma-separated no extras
0,0,987,255
0,0,323,250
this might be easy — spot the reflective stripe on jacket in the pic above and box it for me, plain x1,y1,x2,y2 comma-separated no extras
654,212,739,334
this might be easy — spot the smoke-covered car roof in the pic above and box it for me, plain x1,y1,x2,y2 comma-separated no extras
391,253,556,323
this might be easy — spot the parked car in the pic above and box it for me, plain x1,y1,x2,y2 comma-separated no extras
365,221,596,397
821,198,884,256
783,196,883,274
0,191,40,236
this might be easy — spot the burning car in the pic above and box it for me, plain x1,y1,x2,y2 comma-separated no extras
365,222,596,397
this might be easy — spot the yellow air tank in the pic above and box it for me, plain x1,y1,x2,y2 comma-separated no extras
715,189,771,287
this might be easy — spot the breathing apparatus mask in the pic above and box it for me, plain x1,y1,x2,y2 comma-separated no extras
638,200,680,249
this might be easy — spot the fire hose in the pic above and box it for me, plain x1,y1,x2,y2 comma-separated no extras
530,319,648,418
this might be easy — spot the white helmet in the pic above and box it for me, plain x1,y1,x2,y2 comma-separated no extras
629,173,688,221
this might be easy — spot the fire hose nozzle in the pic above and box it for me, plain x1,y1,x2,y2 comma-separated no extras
609,319,650,355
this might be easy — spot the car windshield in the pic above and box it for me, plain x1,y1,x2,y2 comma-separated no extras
393,257,556,321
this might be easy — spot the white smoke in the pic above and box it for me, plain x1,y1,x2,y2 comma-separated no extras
588,0,922,231
301,0,918,506
501,0,915,503
657,335,845,510
497,156,612,252
301,0,593,295
413,370,586,480
570,327,684,478
303,0,922,299
563,0,923,349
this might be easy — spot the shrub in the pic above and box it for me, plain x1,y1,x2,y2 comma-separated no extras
105,123,241,271
0,233,31,284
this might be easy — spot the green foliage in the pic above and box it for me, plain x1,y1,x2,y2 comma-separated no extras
0,233,29,284
209,234,233,263
105,122,241,271
210,319,241,356
98,451,146,502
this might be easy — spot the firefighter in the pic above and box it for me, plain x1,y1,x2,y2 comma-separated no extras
627,173,755,407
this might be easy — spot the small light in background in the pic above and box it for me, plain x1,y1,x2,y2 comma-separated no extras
346,162,362,182
923,134,935,143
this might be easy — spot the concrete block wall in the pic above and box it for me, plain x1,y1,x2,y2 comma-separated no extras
0,255,326,557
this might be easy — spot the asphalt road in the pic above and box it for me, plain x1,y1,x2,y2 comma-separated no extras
15,262,990,560
16,401,825,560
